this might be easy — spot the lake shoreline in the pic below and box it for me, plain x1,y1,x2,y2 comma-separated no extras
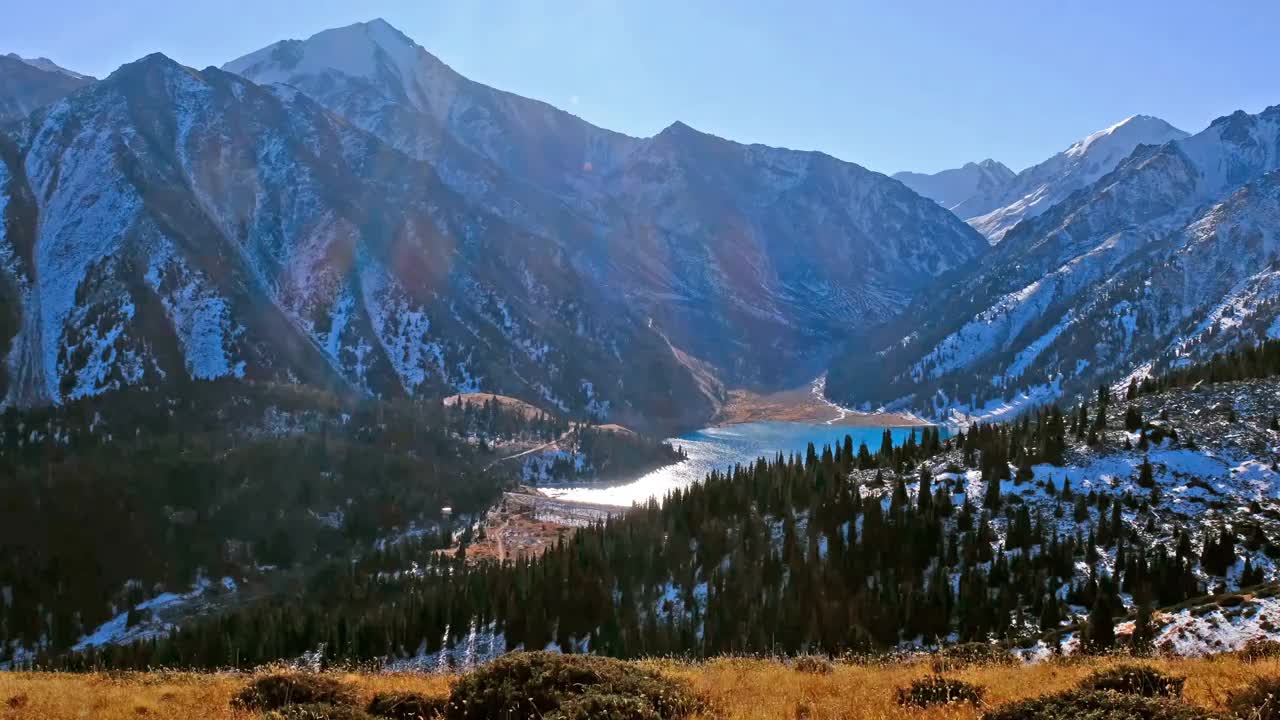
542,421,927,508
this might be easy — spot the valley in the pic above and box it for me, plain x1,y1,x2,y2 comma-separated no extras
2,9,1280,716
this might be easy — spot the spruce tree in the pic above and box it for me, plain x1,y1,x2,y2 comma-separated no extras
1084,593,1115,653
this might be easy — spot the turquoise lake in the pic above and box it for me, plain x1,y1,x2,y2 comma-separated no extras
543,421,927,507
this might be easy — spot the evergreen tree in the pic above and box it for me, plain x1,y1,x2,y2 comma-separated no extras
1084,593,1115,654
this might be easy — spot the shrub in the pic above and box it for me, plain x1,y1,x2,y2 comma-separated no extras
232,673,358,712
263,705,375,720
931,642,1016,672
552,693,662,720
1226,675,1280,720
982,690,1213,720
368,692,447,719
1239,639,1280,662
791,655,835,674
896,676,985,707
444,652,702,720
1077,665,1185,698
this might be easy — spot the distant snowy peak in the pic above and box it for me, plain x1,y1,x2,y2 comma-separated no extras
4,53,93,81
893,158,1015,216
223,18,451,112
969,114,1190,242
0,53,95,122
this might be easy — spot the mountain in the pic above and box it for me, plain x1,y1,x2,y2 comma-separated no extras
893,158,1015,215
0,53,94,122
5,53,93,81
827,105,1280,424
967,115,1190,242
223,19,989,390
1,30,983,431
0,53,714,430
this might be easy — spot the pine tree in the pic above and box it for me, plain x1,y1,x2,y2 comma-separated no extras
1084,593,1115,653
1130,588,1154,656
917,464,933,515
1137,457,1155,488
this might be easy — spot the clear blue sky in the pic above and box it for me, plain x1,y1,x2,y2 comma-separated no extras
4,0,1276,173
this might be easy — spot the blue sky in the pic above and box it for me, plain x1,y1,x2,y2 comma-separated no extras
4,0,1276,173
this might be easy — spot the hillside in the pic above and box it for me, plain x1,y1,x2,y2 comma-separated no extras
0,382,679,667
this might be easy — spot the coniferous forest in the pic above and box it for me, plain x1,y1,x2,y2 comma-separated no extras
0,382,678,666
31,337,1280,670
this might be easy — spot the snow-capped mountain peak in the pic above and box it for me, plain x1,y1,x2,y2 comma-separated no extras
1063,114,1185,161
967,114,1190,241
223,18,456,115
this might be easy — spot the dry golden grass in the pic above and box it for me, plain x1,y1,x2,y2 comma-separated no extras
1,655,1277,719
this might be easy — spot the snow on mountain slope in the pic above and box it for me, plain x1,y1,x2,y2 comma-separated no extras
223,19,640,204
827,105,1280,424
968,115,1190,242
0,53,94,122
0,54,711,431
224,19,989,389
893,158,1015,216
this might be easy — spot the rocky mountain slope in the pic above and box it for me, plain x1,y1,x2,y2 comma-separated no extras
0,23,987,428
893,158,1015,217
0,53,93,122
0,54,711,430
223,19,988,389
828,105,1280,424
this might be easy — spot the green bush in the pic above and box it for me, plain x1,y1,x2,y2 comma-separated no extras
444,652,702,720
262,704,375,720
982,690,1213,720
1077,665,1185,698
1226,675,1280,720
895,676,985,707
233,674,358,712
931,642,1017,673
367,691,447,719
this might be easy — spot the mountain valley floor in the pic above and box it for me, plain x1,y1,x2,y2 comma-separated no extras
715,380,928,428
5,654,1280,719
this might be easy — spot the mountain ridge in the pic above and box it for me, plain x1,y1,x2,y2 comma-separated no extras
827,104,1280,425
2,27,986,432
